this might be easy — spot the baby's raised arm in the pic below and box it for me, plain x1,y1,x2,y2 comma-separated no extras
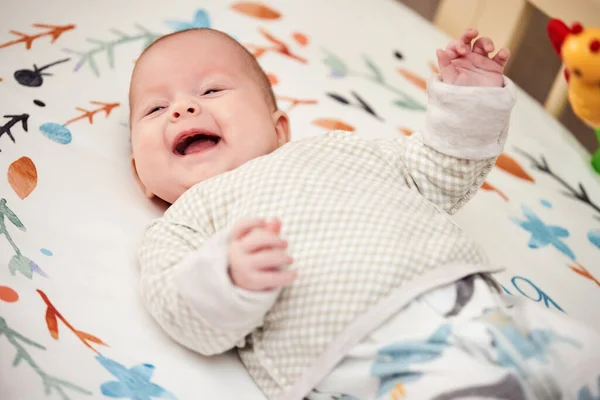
386,29,516,214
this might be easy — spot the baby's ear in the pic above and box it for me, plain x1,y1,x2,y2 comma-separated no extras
272,110,290,146
131,156,154,199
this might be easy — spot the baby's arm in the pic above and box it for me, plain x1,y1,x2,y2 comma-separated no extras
137,214,293,356
397,29,516,214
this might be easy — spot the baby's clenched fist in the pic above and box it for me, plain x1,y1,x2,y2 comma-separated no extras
228,217,296,291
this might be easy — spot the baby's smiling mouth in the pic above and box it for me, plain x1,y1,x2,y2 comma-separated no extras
173,131,221,156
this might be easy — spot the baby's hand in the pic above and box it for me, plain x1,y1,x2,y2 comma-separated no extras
228,217,296,291
436,28,510,87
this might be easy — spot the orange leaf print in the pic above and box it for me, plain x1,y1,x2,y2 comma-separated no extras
398,127,413,136
569,262,600,287
397,68,427,91
76,331,108,346
312,118,354,132
481,181,509,201
495,153,534,182
391,382,406,400
429,61,440,74
45,308,59,339
0,286,19,303
266,73,278,85
8,156,38,199
292,32,308,46
231,2,281,20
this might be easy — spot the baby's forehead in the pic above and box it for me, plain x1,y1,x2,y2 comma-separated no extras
130,31,250,96
137,31,245,71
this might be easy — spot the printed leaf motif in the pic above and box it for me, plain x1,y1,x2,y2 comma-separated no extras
45,308,59,339
0,24,75,50
165,9,210,32
482,181,509,201
37,289,107,353
39,122,71,145
8,156,37,199
276,96,317,112
397,68,427,91
569,262,600,287
589,229,600,249
293,32,308,46
64,25,160,77
247,28,307,63
231,2,281,20
76,331,107,346
364,56,384,83
398,127,413,136
0,285,19,302
2,200,25,230
9,254,33,279
323,51,347,77
312,118,354,132
326,93,350,105
352,91,379,119
0,317,92,397
64,101,120,126
394,99,425,110
266,73,278,85
495,153,534,182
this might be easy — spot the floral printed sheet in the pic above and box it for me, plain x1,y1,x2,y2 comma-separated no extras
1,0,599,399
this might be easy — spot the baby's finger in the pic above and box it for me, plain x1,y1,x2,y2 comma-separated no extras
460,28,479,45
241,229,287,253
232,217,265,240
472,37,494,56
249,249,293,270
491,48,511,68
436,49,453,68
252,269,298,291
447,40,468,56
264,218,282,235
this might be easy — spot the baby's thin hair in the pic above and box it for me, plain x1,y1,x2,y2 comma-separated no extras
130,28,277,112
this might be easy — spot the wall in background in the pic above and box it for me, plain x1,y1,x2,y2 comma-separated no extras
399,0,596,152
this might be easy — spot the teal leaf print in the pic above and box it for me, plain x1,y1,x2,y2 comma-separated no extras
364,55,384,83
588,229,600,250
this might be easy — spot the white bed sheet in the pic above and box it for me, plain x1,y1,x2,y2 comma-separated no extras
1,0,599,399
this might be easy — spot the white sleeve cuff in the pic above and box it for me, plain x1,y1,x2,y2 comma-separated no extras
423,75,517,160
173,230,280,333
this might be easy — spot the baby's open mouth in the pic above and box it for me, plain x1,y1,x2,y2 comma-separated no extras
174,133,221,156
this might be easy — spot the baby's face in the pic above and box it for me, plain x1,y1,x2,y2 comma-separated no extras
129,31,289,204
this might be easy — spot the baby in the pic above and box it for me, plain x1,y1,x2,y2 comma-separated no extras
129,28,600,400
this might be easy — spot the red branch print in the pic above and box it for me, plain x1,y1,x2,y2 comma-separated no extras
0,23,75,50
569,262,600,287
481,181,509,201
37,289,108,353
246,28,307,63
64,101,120,126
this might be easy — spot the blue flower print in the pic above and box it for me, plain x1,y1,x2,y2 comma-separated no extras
511,206,575,260
165,9,210,32
97,355,176,400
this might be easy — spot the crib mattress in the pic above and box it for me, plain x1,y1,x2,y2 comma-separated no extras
1,0,599,399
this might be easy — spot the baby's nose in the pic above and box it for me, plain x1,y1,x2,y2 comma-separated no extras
171,101,201,120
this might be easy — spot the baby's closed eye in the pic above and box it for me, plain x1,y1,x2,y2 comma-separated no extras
147,106,165,115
